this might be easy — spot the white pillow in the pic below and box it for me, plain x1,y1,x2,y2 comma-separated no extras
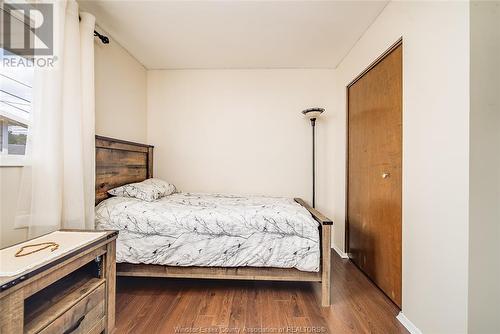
107,178,176,202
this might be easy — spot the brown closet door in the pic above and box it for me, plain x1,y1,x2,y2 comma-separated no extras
347,44,402,307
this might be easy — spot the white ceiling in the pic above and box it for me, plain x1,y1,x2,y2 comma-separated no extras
78,1,388,70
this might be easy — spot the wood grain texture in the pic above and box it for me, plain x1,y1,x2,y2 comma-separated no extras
293,198,333,306
0,230,117,334
321,225,331,306
95,136,154,204
147,147,154,179
87,317,106,334
22,247,106,299
33,284,105,334
104,240,116,333
24,277,104,333
113,252,408,334
0,289,23,334
96,135,152,152
117,264,322,282
294,198,333,225
347,43,402,307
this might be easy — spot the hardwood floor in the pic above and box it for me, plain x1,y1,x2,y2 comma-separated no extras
114,251,408,334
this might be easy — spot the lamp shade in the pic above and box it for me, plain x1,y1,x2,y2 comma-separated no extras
302,107,325,119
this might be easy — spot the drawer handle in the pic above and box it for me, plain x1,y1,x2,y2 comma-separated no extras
63,315,85,334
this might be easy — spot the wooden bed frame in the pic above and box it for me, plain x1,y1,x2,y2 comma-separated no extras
95,135,333,306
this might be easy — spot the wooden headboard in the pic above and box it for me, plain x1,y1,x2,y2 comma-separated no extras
95,135,154,205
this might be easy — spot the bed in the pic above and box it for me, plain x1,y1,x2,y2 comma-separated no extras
95,135,333,306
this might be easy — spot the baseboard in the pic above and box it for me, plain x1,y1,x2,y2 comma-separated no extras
332,244,349,259
396,312,422,334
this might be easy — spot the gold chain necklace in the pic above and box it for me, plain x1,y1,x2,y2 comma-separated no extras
15,242,59,257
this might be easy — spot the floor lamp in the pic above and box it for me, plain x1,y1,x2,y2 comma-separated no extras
302,107,325,208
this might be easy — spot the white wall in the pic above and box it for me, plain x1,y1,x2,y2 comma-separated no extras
468,1,500,333
147,69,334,200
325,1,470,333
0,35,147,248
94,32,147,142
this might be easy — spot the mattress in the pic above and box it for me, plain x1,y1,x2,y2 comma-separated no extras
95,193,320,272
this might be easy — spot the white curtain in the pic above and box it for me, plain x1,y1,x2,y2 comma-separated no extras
16,1,96,237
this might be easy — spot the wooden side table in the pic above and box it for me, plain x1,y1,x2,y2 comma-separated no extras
0,230,118,334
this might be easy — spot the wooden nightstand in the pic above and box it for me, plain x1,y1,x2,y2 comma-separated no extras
0,230,118,334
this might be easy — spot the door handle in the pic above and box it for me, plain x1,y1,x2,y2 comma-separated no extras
382,172,390,179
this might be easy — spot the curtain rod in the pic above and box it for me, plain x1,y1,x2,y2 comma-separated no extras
94,30,109,44
79,15,109,44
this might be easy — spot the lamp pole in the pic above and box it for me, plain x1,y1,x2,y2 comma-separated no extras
301,107,324,209
311,117,316,208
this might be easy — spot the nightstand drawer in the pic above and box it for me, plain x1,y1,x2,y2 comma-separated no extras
39,283,105,334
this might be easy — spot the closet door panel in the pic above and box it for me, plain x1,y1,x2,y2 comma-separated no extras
347,44,402,307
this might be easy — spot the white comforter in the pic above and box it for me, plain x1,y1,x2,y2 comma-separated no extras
95,193,320,272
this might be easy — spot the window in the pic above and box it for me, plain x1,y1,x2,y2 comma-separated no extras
0,47,33,165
